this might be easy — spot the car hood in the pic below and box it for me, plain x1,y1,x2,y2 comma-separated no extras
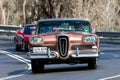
24,34,33,37
40,32,95,38
24,34,34,42
37,32,97,45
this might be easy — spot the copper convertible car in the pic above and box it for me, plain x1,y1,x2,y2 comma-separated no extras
27,18,100,73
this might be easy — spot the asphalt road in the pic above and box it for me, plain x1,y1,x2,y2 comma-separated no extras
0,36,120,80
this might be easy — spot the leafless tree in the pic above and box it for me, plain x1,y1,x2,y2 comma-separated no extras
0,0,119,31
23,0,26,24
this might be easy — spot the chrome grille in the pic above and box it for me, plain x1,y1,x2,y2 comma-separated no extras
71,45,93,50
58,36,69,58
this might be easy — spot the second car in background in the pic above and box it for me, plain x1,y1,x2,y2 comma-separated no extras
14,24,36,51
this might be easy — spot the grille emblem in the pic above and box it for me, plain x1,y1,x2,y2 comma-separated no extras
58,36,69,58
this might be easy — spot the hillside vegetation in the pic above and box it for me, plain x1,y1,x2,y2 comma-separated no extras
0,0,120,31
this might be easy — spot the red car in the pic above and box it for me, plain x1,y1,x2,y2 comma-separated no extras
14,24,36,51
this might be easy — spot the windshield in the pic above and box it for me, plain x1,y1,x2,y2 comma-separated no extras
38,21,92,34
24,25,36,34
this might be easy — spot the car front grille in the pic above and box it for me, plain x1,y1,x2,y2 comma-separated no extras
58,36,69,58
71,45,93,50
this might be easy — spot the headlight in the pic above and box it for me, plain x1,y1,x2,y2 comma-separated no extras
84,36,96,42
30,36,43,44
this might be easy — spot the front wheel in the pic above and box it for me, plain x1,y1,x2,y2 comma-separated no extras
31,60,44,73
15,44,20,51
14,39,20,51
88,58,97,69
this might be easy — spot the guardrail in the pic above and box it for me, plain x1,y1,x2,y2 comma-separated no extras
96,31,120,44
0,25,20,36
96,32,120,38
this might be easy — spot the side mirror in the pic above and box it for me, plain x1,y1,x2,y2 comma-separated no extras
31,30,35,35
17,30,23,35
92,28,96,33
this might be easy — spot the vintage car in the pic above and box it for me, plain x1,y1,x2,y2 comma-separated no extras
27,18,100,73
14,24,36,51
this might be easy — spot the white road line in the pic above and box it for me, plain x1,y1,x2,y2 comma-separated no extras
98,53,120,80
100,52,104,55
0,50,31,80
113,55,119,57
0,50,30,62
99,75,120,80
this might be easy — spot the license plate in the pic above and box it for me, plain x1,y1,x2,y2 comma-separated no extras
33,47,47,54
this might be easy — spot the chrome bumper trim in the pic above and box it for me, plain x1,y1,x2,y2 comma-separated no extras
71,52,99,58
29,55,56,59
27,52,56,59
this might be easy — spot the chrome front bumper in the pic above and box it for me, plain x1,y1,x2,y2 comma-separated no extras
27,51,99,59
27,52,56,59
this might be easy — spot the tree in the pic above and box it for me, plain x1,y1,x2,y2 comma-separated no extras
23,0,27,24
0,0,119,31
